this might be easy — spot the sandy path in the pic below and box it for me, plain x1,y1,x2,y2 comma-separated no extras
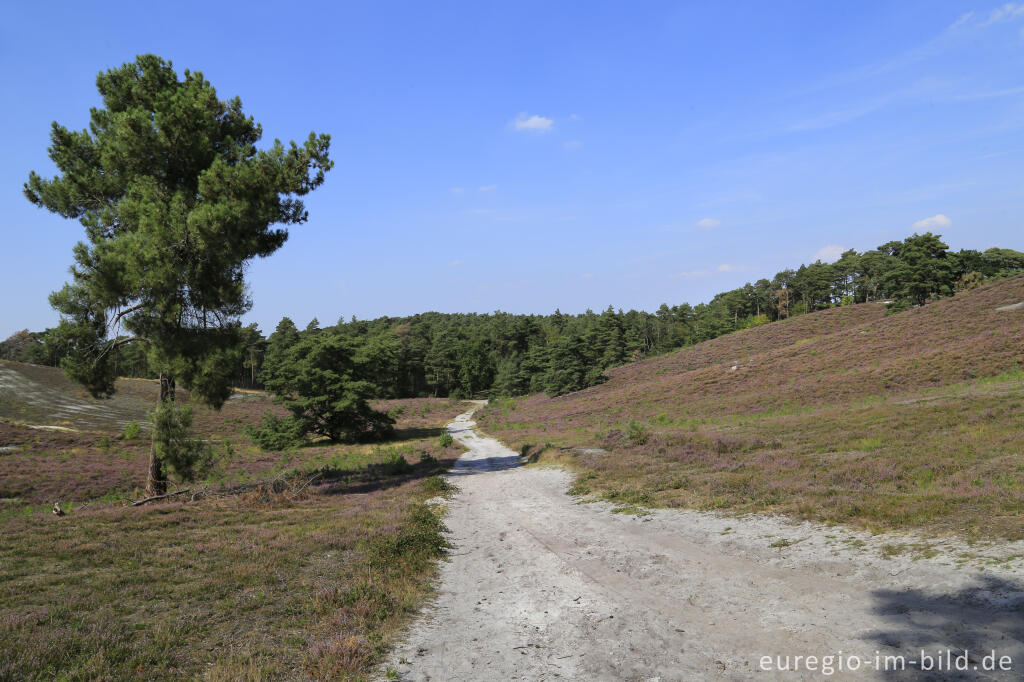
387,404,1024,680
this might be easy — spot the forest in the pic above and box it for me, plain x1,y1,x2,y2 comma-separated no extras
4,232,1023,399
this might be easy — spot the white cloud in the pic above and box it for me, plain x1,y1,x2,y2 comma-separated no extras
695,218,721,230
789,99,888,132
912,214,952,229
983,3,1024,26
716,263,743,273
451,187,464,195
950,11,975,29
814,245,848,262
953,85,1024,101
951,4,1024,29
580,272,593,280
563,139,583,150
448,259,463,267
513,113,553,132
669,269,710,280
478,184,497,192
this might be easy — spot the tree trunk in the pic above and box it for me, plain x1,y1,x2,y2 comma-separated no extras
146,373,175,495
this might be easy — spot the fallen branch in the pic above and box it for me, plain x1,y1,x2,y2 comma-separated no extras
130,488,193,506
127,472,324,507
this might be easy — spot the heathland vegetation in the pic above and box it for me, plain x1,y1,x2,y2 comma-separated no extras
0,365,467,679
476,273,1024,540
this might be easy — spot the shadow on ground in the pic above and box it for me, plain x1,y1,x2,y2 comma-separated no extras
864,574,1024,680
447,454,523,475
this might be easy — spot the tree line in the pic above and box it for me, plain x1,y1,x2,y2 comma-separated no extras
7,232,1021,400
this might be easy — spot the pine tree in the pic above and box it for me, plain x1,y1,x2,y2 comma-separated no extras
24,55,332,493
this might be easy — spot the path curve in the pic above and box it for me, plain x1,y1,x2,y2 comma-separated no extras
387,403,1024,680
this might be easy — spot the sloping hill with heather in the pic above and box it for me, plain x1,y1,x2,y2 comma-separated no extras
478,274,1024,539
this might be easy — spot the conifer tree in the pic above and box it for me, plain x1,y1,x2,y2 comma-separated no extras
25,55,332,493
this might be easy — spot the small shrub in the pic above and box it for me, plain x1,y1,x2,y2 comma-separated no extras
379,452,412,476
438,431,454,448
247,411,305,451
567,482,591,496
122,420,142,440
626,420,649,446
151,402,213,482
422,475,456,497
368,503,448,567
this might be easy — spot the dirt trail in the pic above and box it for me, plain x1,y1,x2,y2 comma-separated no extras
387,404,1024,680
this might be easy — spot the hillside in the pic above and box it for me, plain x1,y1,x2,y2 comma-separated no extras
0,359,468,679
478,274,1024,539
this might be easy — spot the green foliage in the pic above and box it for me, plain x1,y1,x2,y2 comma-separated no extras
261,330,395,442
247,411,306,451
626,420,650,446
122,420,142,440
379,453,413,476
542,334,609,397
879,233,955,305
743,314,770,328
885,298,914,315
438,431,454,448
150,402,213,482
25,53,331,404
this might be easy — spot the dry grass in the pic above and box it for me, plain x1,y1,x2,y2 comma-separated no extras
478,275,1024,540
0,366,468,680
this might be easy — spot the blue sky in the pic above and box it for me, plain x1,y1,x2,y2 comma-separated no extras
2,1,1023,338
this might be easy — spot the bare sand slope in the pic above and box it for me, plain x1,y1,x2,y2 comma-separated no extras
387,404,1024,681
0,362,149,430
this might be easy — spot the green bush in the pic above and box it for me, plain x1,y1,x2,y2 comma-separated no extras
379,452,413,475
247,411,306,451
422,475,456,497
151,402,213,482
122,420,142,440
261,331,396,443
626,419,650,446
438,431,454,448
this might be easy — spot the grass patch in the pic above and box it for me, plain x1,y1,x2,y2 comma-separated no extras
0,380,468,681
